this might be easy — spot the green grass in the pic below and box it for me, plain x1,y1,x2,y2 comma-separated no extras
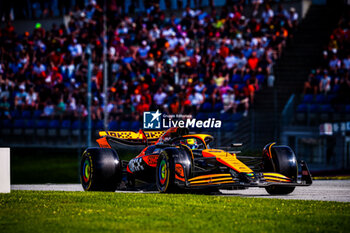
10,147,135,184
11,153,79,184
1,191,349,233
313,176,350,180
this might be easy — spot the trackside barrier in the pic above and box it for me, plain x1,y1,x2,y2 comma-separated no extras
0,148,10,193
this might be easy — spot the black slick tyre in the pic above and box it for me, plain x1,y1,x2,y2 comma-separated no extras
80,148,122,191
156,151,176,193
263,144,297,195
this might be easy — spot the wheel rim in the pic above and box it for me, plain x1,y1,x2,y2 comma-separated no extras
159,159,167,185
83,158,91,183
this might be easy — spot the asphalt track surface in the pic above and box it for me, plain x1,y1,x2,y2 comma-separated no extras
11,180,350,202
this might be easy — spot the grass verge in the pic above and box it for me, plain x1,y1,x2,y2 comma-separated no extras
11,153,79,184
1,191,349,233
313,176,350,180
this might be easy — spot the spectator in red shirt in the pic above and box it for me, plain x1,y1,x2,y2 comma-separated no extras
219,42,229,58
248,52,259,71
49,49,64,67
46,67,63,86
136,97,150,114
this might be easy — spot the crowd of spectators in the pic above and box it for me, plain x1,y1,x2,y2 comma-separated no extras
0,1,299,123
303,16,350,109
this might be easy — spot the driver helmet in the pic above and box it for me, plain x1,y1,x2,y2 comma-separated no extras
186,138,198,149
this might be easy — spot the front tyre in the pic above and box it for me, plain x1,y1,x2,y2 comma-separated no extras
80,148,122,191
156,151,176,193
263,144,297,195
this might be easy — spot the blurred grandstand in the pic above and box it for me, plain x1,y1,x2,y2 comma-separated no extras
0,0,349,173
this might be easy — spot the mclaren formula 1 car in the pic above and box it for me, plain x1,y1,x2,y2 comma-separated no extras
80,127,312,194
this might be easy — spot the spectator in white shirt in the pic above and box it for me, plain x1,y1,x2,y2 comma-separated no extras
182,6,196,18
33,60,46,76
288,7,298,24
225,51,238,69
233,34,245,50
167,32,179,49
26,87,38,108
154,88,167,107
68,39,82,57
221,89,237,113
262,5,274,24
149,24,160,41
188,89,204,111
162,25,175,38
236,53,247,70
329,54,341,71
194,79,206,93
319,72,331,94
138,41,150,59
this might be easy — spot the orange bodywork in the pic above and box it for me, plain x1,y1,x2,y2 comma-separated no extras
202,149,253,173
262,172,292,183
190,180,236,186
96,137,111,148
190,177,234,184
175,164,185,182
175,164,184,177
188,174,232,181
142,154,159,167
188,174,237,186
267,142,276,159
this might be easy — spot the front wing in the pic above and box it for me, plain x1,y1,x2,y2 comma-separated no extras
176,161,313,189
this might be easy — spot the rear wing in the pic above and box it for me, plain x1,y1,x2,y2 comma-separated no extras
98,130,164,143
96,130,164,159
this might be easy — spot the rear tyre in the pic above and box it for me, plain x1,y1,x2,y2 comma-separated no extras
80,148,122,191
156,151,176,193
263,144,297,195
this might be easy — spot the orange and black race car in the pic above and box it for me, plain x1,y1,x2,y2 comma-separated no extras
80,127,312,194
